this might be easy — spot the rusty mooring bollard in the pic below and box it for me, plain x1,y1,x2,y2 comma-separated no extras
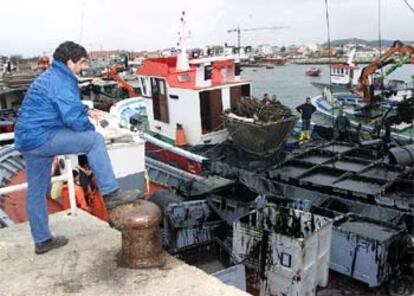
110,200,165,269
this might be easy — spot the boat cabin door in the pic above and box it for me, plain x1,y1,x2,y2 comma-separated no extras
199,89,223,134
150,78,169,123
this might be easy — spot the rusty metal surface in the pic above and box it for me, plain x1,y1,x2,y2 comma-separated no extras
110,200,165,268
110,200,161,229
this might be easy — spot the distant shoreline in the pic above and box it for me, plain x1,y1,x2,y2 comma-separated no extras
291,57,374,65
241,57,375,67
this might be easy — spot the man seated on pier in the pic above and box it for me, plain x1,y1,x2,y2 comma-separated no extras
14,41,140,255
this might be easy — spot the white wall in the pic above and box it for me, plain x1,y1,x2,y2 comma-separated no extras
195,63,212,88
107,140,145,178
146,87,202,145
146,81,250,146
222,86,230,110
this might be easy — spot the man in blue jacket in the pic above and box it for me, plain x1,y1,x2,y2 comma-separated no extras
14,41,138,255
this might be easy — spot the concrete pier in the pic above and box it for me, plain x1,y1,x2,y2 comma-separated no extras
0,210,248,296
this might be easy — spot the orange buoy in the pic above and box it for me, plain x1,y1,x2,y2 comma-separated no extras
175,123,187,146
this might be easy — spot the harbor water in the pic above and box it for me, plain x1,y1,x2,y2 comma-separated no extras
242,63,414,110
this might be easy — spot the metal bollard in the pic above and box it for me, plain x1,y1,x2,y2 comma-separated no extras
110,200,165,269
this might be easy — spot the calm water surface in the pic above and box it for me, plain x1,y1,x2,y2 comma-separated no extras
241,64,414,110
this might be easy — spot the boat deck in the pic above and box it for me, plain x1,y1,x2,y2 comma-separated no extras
0,210,248,296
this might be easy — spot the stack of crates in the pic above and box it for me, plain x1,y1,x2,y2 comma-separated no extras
232,205,332,296
330,214,405,287
163,200,224,252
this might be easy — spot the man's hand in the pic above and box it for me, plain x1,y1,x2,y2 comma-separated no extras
87,109,104,124
77,165,92,176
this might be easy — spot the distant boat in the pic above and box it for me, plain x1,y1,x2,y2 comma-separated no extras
311,48,360,92
305,68,321,77
310,92,414,141
262,57,288,66
265,64,274,69
311,63,361,92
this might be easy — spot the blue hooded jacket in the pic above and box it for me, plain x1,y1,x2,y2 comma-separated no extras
14,60,94,152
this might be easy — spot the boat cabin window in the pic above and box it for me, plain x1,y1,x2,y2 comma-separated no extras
140,77,147,96
204,65,212,80
151,78,169,123
199,89,223,134
230,84,250,108
241,84,250,96
235,62,241,76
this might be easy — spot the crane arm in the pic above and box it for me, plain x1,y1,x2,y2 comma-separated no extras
227,26,287,33
358,40,414,105
241,26,288,32
102,65,138,98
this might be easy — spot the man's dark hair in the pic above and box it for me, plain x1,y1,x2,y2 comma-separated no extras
53,41,88,64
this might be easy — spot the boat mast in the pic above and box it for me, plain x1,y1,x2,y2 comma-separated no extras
176,11,191,72
79,1,85,44
346,48,356,66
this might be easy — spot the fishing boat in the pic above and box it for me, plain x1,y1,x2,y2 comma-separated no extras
0,88,28,135
305,67,321,77
108,14,298,174
311,41,414,142
311,49,361,92
2,13,414,296
311,92,414,141
261,56,288,65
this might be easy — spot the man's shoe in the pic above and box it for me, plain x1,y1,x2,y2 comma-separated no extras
35,236,69,255
103,189,141,211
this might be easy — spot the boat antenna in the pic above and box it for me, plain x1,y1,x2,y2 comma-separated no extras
324,0,332,92
377,0,387,127
176,11,191,72
324,0,336,143
79,1,85,44
402,0,414,14
378,0,385,81
378,0,382,57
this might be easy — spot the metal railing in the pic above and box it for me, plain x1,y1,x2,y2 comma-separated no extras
0,132,15,142
0,132,78,216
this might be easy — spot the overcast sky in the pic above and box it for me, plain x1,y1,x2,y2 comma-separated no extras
1,0,413,57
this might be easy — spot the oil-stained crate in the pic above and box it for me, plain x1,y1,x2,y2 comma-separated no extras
330,214,405,287
175,239,246,292
163,200,224,252
207,194,256,225
232,205,332,296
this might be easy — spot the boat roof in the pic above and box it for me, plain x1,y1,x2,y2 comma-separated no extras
332,64,359,70
136,56,244,90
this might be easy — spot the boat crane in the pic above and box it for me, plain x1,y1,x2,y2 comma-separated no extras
357,40,414,105
102,65,138,98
